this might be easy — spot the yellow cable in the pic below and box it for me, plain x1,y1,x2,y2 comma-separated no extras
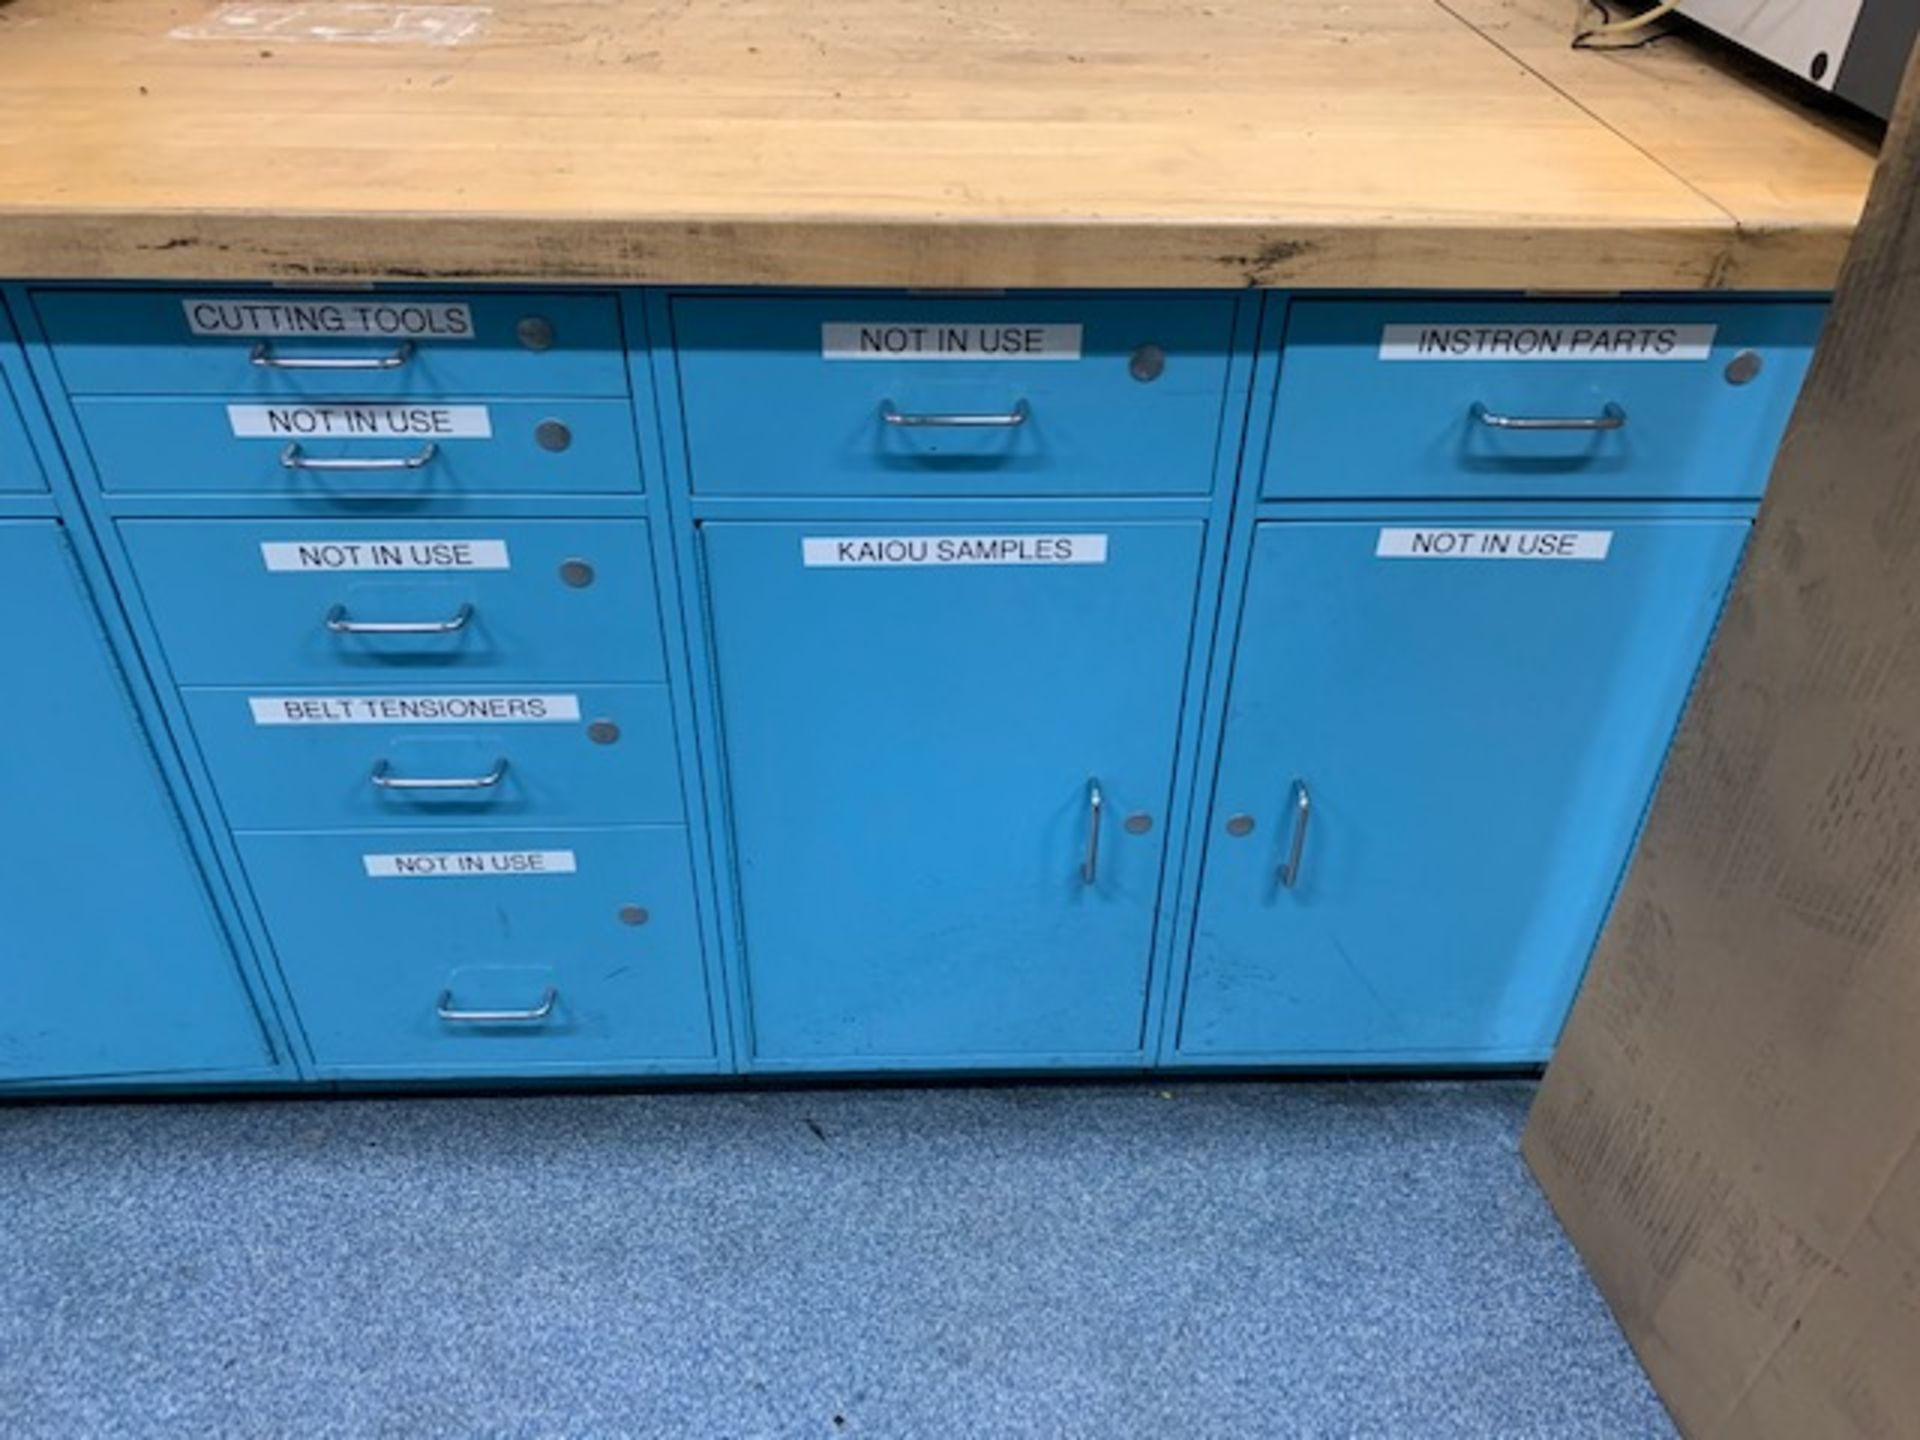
1579,0,1682,38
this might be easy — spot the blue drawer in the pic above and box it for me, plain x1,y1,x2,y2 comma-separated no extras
73,397,641,496
0,366,44,493
121,519,666,685
673,294,1237,496
1265,300,1823,500
34,289,629,398
185,684,684,830
240,826,716,1076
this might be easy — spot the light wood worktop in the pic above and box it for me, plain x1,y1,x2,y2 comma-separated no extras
0,0,1876,290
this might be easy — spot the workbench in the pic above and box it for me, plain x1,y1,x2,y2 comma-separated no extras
0,0,1876,1089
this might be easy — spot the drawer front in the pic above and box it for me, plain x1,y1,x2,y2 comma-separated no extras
187,684,683,830
0,367,44,492
35,289,628,398
673,294,1237,496
241,827,715,1074
122,519,666,685
75,397,641,496
1265,300,1824,500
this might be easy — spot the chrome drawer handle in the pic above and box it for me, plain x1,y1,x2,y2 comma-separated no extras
1277,779,1311,889
250,340,416,370
325,602,473,636
280,442,439,472
1081,776,1104,886
369,757,508,791
880,399,1030,428
1470,401,1626,432
436,987,558,1024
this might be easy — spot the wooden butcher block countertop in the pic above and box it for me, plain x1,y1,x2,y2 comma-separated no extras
0,0,1878,290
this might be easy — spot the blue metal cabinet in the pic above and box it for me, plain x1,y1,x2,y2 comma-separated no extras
1,280,1815,1090
0,521,271,1083
674,295,1236,496
703,521,1203,1066
1267,300,1822,500
183,683,684,829
240,826,714,1076
74,397,641,496
121,520,666,685
35,289,629,398
1173,516,1750,1064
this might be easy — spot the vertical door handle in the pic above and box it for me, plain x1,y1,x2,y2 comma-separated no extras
1278,779,1311,889
1081,777,1105,886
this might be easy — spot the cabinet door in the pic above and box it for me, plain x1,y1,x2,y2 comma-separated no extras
1177,517,1749,1064
0,522,270,1082
704,522,1203,1065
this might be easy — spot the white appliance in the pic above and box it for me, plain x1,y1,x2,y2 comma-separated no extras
1678,0,1917,119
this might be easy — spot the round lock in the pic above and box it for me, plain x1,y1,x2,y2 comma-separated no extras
1724,350,1764,386
558,558,596,589
1124,813,1154,835
587,720,621,745
1225,814,1255,837
1130,344,1167,383
516,315,556,351
535,420,573,453
618,905,650,927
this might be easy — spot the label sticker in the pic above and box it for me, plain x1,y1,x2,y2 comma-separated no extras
248,694,581,725
185,297,475,338
260,539,509,572
821,322,1082,361
227,404,492,439
171,5,491,47
801,534,1108,568
1376,528,1613,561
363,850,577,879
1379,323,1716,361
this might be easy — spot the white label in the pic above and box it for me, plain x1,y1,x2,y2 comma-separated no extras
1376,528,1613,561
1378,323,1716,361
260,539,509,572
185,297,475,338
248,694,581,724
227,404,492,439
363,849,577,879
821,322,1082,361
172,5,491,48
801,534,1108,568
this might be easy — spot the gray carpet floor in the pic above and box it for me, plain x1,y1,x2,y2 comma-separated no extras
0,1079,1673,1439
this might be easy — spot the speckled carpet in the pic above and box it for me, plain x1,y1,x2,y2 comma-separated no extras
0,1079,1671,1439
